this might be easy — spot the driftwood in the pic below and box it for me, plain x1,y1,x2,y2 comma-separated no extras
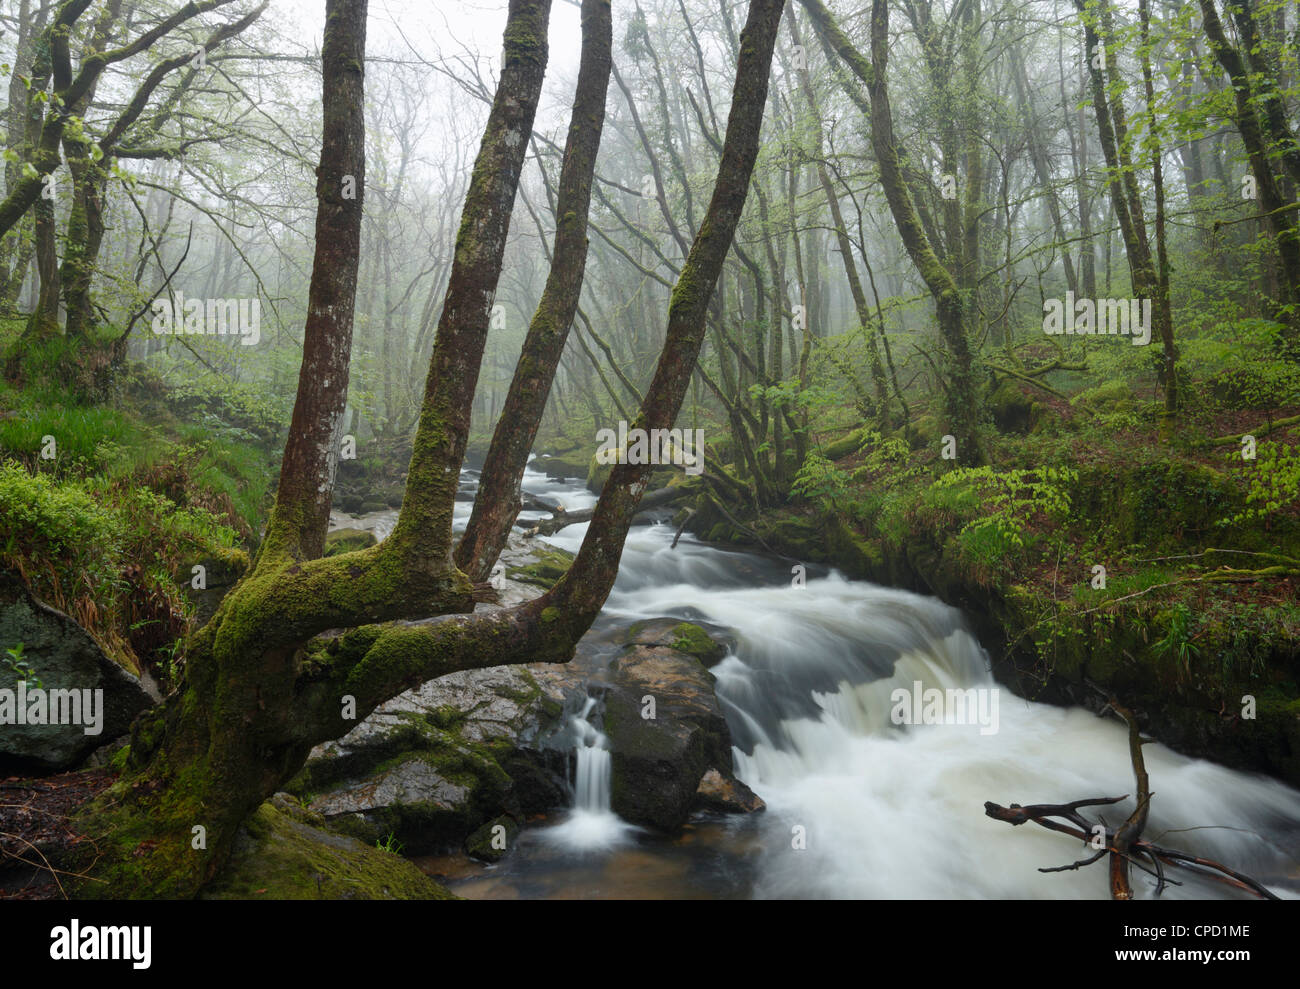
985,690,1279,900
527,484,691,535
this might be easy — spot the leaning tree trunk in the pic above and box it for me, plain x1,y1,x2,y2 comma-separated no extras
456,0,612,583
73,0,785,900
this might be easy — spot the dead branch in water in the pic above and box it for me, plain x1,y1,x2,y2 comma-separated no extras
984,692,1279,900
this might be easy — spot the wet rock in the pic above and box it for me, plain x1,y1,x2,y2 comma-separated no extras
694,768,765,814
465,814,521,862
292,664,582,853
534,452,591,483
626,620,727,664
305,750,498,852
482,532,576,608
0,577,153,774
602,620,736,831
505,545,574,589
323,527,377,556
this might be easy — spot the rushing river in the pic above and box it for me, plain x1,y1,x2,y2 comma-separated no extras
380,463,1300,899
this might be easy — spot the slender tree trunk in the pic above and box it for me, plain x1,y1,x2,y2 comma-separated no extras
1198,0,1300,347
456,0,612,583
258,0,367,562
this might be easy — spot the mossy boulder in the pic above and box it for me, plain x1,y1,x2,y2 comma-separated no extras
624,620,727,664
0,576,155,774
823,425,870,460
1077,458,1245,551
538,435,581,456
201,795,455,900
602,621,740,831
505,545,575,589
323,527,378,557
989,380,1038,434
291,664,583,854
759,514,829,564
535,452,591,482
911,413,944,448
305,743,512,853
465,814,521,862
823,516,885,579
1070,378,1134,415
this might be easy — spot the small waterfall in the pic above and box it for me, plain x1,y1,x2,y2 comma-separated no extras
571,696,612,813
543,695,638,852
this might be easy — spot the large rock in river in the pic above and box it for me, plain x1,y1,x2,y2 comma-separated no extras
602,620,761,830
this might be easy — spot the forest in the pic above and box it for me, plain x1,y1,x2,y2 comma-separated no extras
0,0,1297,912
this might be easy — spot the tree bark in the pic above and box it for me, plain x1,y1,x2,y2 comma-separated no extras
456,0,612,582
258,0,366,563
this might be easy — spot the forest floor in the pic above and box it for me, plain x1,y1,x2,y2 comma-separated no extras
0,769,117,899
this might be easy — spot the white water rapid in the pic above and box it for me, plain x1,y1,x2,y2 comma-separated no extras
535,468,1300,899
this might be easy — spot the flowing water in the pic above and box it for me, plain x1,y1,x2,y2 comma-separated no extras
398,464,1300,899
539,696,640,853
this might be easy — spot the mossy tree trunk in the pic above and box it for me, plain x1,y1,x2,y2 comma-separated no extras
0,0,47,314
74,0,786,900
457,0,612,583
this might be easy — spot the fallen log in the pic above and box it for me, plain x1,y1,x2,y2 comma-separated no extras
528,483,692,535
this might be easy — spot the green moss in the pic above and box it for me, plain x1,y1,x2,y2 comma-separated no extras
200,800,456,900
108,744,131,772
1070,378,1134,414
823,426,870,460
669,622,725,663
505,545,575,588
465,814,520,862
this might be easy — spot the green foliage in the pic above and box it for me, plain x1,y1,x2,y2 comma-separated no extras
3,643,42,690
170,374,287,444
374,832,404,855
1183,317,1300,410
0,460,242,670
1221,439,1300,527
932,466,1078,568
0,379,154,472
0,461,126,607
1151,603,1201,677
790,452,852,510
